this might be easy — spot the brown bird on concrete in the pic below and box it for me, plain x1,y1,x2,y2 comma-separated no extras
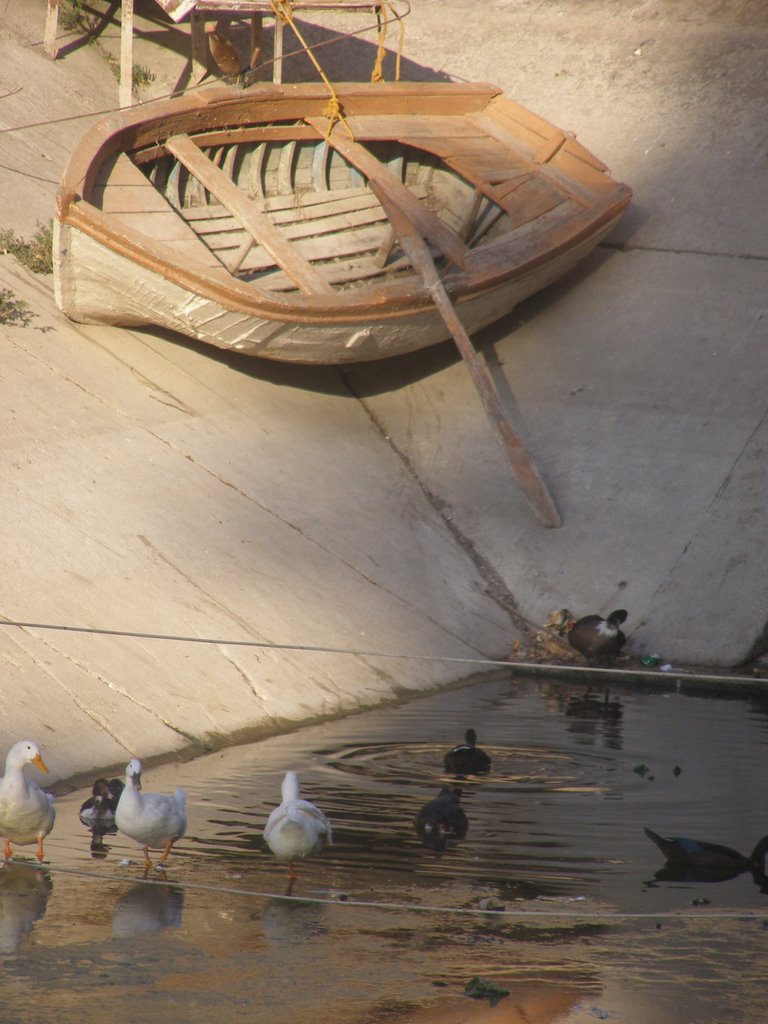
206,21,244,79
568,609,628,662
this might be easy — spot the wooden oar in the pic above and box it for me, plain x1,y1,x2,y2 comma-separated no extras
370,187,562,528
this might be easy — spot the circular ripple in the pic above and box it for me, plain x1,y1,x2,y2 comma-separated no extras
321,742,616,796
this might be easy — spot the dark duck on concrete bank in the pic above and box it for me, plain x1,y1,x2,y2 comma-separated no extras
443,728,492,775
415,788,469,851
568,609,628,662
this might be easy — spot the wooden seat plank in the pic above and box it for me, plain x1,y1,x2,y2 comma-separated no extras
480,175,567,226
92,153,223,269
165,133,334,296
467,111,598,207
343,114,487,142
462,199,595,277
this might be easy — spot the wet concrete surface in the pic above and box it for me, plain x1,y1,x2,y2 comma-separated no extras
4,675,768,1023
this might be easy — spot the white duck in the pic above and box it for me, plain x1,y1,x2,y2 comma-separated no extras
115,759,187,872
263,771,332,879
0,741,56,862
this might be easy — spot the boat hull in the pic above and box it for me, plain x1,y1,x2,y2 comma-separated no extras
54,214,621,363
54,82,631,364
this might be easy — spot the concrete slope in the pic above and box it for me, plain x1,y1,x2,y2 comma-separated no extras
0,248,514,781
0,7,514,783
0,0,765,793
349,0,768,667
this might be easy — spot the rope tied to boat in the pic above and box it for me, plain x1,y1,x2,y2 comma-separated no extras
269,0,354,140
371,1,404,83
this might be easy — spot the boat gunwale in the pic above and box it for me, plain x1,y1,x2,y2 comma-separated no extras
56,82,632,325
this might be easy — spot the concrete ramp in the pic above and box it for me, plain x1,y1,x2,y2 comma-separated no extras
0,1,766,786
0,252,514,780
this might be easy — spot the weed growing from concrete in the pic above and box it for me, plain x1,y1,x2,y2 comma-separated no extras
0,223,54,275
0,288,34,327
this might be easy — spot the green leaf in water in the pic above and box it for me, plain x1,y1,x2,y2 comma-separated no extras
464,976,510,1002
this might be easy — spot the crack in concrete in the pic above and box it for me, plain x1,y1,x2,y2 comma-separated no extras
647,397,768,612
9,312,515,654
601,240,768,262
131,459,496,658
216,647,276,711
339,375,535,640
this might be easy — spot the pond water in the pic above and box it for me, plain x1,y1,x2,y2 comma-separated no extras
3,673,768,1023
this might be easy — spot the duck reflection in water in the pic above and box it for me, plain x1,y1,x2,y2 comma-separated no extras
262,896,327,945
0,863,52,954
644,827,768,885
561,689,624,750
415,788,468,853
564,690,623,721
112,882,184,938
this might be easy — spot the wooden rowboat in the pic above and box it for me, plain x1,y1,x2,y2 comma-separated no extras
54,80,630,525
54,81,630,365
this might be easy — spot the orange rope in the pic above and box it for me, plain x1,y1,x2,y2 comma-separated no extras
269,0,353,139
371,2,404,83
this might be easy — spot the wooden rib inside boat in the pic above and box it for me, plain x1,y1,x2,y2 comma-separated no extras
54,81,631,366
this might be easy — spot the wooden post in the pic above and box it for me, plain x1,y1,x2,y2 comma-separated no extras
44,0,60,59
119,0,134,107
273,16,284,83
190,10,208,81
372,191,562,528
249,11,264,74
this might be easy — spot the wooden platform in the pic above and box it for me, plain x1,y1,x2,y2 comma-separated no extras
45,0,388,106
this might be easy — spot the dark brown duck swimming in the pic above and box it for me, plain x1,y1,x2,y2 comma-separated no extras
644,827,768,881
443,729,491,775
568,609,628,662
415,788,469,851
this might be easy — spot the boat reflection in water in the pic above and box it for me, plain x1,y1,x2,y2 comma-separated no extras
0,863,52,954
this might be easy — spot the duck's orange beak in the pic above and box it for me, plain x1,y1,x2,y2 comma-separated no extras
32,753,48,773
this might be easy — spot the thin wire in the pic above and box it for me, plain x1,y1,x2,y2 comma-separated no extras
2,616,766,689
17,862,767,922
0,1,411,138
0,616,504,665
